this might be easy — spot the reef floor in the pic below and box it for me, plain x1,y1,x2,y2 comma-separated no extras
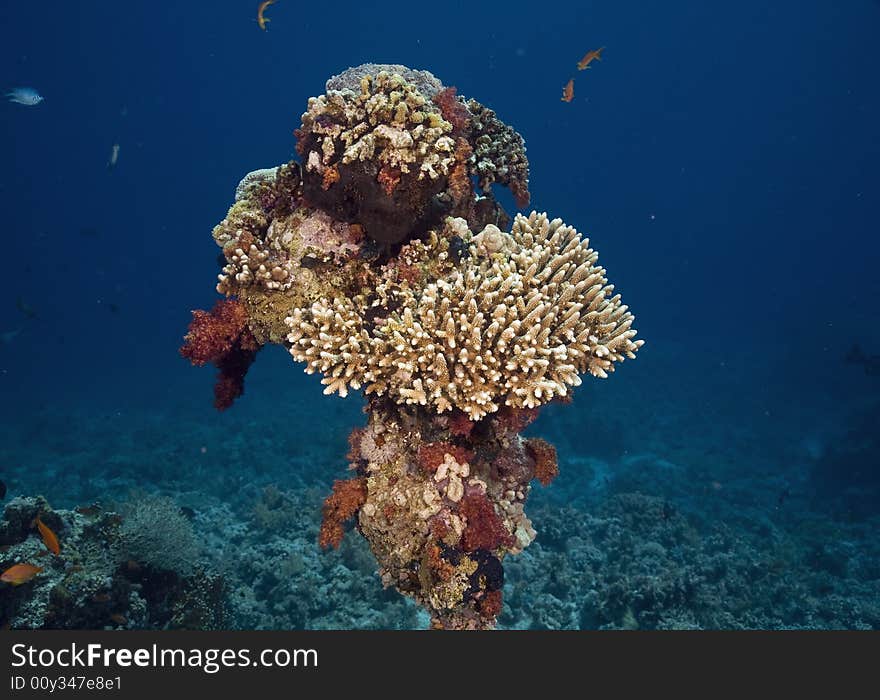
1,344,877,629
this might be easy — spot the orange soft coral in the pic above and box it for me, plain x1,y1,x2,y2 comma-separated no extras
318,477,368,549
477,589,503,620
425,541,456,583
377,165,402,196
526,437,559,486
321,165,340,190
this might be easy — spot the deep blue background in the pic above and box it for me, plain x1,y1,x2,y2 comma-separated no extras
1,0,878,426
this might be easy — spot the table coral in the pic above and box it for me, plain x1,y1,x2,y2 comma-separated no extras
287,212,642,419
181,64,643,628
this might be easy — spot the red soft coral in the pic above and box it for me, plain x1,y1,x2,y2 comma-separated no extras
180,299,261,411
212,328,259,411
447,410,476,439
525,437,559,486
477,589,503,620
417,442,475,474
459,492,514,552
432,87,471,134
493,406,541,435
180,299,248,366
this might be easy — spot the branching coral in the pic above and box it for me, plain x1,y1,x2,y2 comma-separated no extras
300,71,455,179
183,63,643,629
286,212,643,419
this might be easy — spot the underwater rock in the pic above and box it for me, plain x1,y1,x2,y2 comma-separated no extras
182,64,644,628
0,495,226,629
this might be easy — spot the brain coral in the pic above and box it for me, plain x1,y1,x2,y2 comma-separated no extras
286,212,642,419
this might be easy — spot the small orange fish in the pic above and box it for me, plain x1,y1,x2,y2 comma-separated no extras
109,613,127,625
561,79,575,103
1,563,43,586
35,517,60,556
577,46,605,70
257,0,276,30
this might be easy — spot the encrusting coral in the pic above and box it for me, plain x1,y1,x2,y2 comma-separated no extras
181,64,643,628
466,98,531,209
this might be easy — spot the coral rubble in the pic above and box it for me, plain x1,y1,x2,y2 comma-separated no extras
181,64,643,628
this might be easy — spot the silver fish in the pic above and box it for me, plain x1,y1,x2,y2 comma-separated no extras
107,143,120,170
6,87,44,106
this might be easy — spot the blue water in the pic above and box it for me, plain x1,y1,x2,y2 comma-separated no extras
1,0,878,629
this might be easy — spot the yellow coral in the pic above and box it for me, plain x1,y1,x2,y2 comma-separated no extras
300,71,455,183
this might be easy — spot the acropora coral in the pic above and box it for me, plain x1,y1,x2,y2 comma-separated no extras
182,64,643,629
